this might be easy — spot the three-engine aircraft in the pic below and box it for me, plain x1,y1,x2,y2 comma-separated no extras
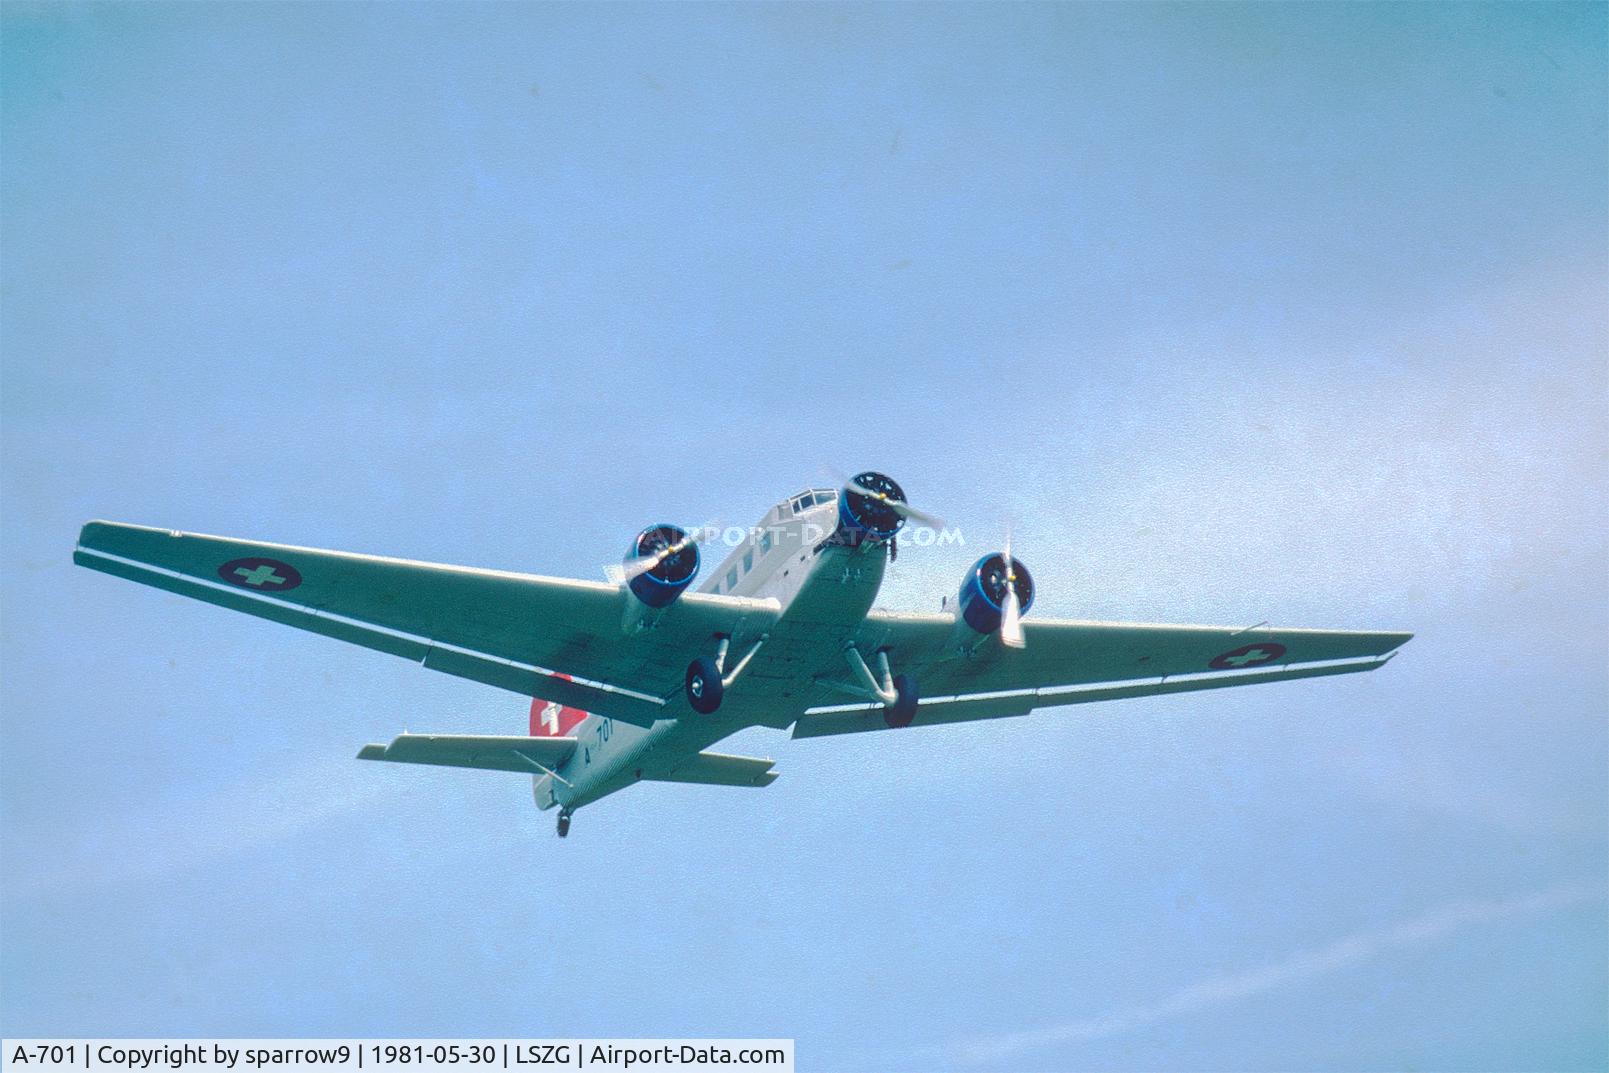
74,472,1411,836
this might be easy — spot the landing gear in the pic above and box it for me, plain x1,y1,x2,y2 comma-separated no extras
884,673,919,728
685,655,725,714
556,808,572,838
843,644,919,728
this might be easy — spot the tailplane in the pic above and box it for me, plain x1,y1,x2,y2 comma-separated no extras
649,752,778,787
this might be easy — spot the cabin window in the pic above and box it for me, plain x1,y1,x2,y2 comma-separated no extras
727,568,738,590
743,551,753,573
760,531,773,553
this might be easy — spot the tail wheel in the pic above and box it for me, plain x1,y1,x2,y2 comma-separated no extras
685,655,725,714
883,673,918,728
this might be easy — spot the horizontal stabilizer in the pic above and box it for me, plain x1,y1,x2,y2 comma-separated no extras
357,733,576,774
648,751,778,788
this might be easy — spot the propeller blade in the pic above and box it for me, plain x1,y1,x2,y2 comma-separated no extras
619,522,722,583
885,498,946,530
834,469,947,531
618,551,666,582
840,473,880,498
1000,531,1025,649
1001,584,1025,648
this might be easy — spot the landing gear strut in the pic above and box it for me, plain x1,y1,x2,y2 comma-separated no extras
684,633,769,715
556,808,572,838
843,645,920,728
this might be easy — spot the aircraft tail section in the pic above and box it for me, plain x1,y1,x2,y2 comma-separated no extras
528,683,590,809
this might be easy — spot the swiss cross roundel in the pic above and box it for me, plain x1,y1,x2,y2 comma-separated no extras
1208,642,1287,670
218,557,302,592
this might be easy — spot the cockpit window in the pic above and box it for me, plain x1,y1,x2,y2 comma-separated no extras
786,489,836,514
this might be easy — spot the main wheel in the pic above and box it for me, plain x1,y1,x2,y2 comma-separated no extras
685,655,725,714
883,673,918,728
556,810,572,838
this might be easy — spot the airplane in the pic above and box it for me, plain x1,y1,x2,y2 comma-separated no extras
73,471,1411,837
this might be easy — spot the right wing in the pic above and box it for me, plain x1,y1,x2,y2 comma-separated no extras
75,521,780,727
796,613,1411,737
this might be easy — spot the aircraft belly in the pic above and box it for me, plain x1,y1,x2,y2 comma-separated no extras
557,544,892,807
728,543,888,719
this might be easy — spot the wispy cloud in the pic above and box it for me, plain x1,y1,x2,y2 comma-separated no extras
4,757,412,899
947,882,1603,1067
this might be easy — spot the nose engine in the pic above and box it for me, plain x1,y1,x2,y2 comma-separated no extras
836,471,907,544
958,552,1035,636
623,524,700,608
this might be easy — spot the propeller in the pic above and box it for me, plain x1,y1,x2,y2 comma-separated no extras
1000,529,1025,650
619,522,721,583
831,468,948,531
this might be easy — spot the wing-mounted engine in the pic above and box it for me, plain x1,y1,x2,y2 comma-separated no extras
834,471,907,545
622,524,700,608
957,552,1035,645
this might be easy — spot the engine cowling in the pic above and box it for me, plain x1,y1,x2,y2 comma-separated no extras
836,471,906,543
958,552,1035,636
624,524,700,608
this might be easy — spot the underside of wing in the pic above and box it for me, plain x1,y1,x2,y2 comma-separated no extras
75,521,779,726
794,611,1412,737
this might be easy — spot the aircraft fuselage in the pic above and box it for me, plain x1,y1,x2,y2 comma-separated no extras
539,493,886,813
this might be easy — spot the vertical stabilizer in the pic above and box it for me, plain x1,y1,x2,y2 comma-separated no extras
530,674,590,737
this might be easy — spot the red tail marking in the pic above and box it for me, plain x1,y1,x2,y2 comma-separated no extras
530,673,589,737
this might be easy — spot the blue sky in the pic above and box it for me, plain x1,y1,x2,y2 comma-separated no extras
3,3,1605,1069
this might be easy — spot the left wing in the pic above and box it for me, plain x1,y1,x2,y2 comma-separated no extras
795,612,1410,737
75,521,779,727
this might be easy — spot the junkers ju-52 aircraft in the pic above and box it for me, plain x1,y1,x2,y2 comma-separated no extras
75,472,1411,836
